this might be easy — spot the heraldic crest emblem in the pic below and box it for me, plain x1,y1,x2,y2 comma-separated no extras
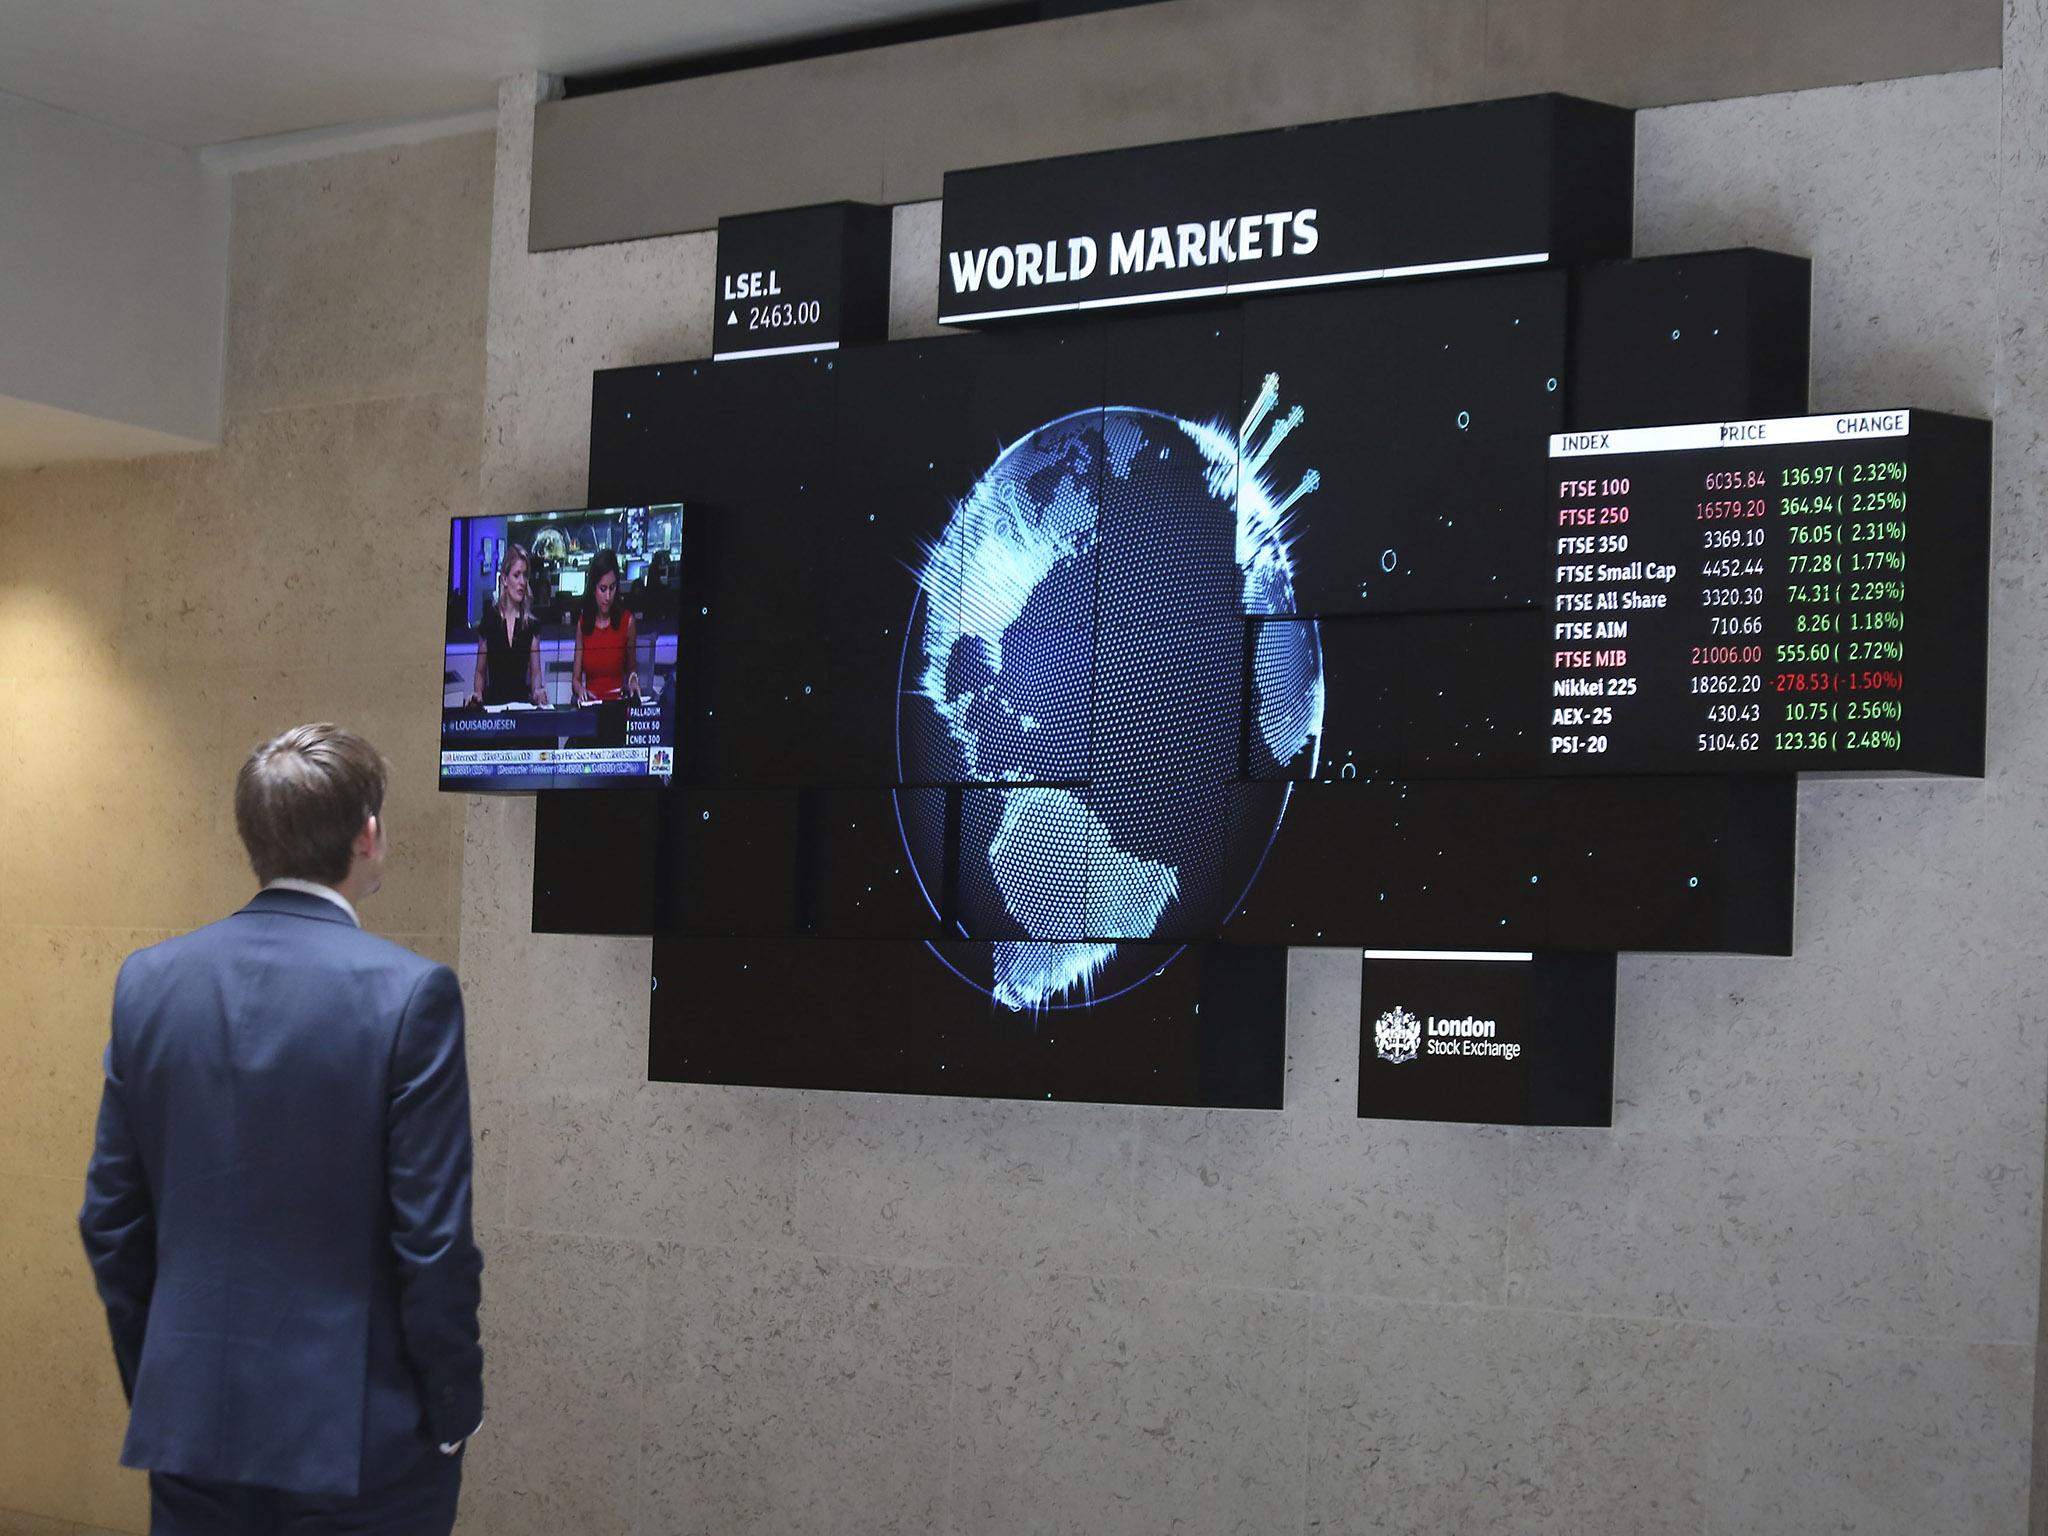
1374,1006,1422,1065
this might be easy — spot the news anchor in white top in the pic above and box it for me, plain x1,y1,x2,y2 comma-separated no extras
80,723,483,1535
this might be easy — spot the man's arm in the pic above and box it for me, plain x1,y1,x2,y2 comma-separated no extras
79,982,156,1402
387,964,485,1447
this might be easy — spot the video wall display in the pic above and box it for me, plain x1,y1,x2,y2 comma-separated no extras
571,285,1962,1105
520,97,1991,1114
439,506,683,790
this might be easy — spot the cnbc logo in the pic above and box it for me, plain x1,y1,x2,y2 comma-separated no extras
1373,1006,1524,1065
1373,1006,1422,1065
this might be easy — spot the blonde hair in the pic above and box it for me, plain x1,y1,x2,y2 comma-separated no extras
497,542,537,623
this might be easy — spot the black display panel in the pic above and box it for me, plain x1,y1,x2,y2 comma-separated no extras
572,254,1989,1111
1222,777,1796,956
1569,250,1811,431
666,495,837,787
1245,270,1568,616
440,507,681,791
1254,611,1551,782
591,357,837,506
656,788,804,936
937,94,1632,324
1358,951,1616,1126
632,771,1796,956
531,789,663,936
713,201,891,361
648,935,1287,1107
650,787,952,940
1544,410,1990,775
592,275,1578,786
588,301,1824,957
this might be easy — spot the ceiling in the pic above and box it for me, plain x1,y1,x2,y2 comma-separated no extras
0,0,1018,147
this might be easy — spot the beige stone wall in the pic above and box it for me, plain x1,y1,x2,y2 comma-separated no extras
0,131,493,1532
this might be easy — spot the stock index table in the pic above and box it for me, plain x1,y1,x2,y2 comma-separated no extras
1544,410,1989,777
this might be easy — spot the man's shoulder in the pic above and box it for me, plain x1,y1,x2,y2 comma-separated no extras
117,918,232,981
113,913,454,1057
122,907,446,986
318,923,447,984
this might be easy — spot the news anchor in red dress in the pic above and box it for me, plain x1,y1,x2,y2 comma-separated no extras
572,548,639,704
79,725,483,1535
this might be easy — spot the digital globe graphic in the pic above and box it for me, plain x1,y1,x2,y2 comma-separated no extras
895,375,1326,1010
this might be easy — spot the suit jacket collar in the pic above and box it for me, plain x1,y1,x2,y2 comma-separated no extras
243,886,360,927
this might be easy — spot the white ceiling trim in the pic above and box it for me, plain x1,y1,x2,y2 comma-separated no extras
0,393,213,470
200,104,500,172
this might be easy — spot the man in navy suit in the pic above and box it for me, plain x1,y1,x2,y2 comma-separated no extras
80,723,483,1535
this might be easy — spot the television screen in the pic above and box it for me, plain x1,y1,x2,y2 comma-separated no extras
439,505,683,791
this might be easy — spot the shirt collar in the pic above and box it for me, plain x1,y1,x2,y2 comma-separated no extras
264,878,360,927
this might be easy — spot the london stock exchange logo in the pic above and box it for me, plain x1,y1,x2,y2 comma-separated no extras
1373,1006,1422,1066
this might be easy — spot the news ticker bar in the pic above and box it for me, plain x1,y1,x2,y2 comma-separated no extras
442,748,672,780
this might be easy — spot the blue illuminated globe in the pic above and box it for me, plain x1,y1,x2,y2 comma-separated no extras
896,382,1325,1011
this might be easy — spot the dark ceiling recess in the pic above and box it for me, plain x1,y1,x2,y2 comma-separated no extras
561,0,1170,96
